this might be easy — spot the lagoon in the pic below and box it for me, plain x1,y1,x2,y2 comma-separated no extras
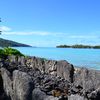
13,47,100,70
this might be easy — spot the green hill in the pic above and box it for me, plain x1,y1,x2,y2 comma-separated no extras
0,38,31,47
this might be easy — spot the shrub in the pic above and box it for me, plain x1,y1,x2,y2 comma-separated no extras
0,47,24,58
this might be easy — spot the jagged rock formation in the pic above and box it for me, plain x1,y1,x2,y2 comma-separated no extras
0,56,100,100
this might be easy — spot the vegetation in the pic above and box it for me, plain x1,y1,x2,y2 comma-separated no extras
0,47,24,58
57,45,71,48
56,44,100,49
93,45,100,49
0,38,31,47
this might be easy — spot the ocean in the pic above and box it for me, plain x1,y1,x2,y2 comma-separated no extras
13,47,100,70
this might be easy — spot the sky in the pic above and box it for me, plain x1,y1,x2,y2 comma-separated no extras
0,0,100,47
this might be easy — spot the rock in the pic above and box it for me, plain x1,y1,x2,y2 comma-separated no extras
0,72,4,95
32,88,47,100
13,70,34,100
44,60,57,74
1,55,100,100
68,95,85,100
56,60,74,82
74,68,100,94
32,88,59,100
0,70,10,100
45,96,58,100
17,56,26,66
5,56,18,73
0,68,12,100
87,88,100,100
27,57,45,73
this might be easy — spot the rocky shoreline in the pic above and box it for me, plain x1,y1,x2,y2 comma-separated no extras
0,56,100,100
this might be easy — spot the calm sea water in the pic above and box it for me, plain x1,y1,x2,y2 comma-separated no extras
14,47,100,70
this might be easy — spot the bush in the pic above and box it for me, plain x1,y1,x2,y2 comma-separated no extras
0,49,6,58
0,47,24,58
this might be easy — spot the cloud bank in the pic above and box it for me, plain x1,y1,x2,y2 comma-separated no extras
3,31,50,36
0,26,11,31
1,25,100,46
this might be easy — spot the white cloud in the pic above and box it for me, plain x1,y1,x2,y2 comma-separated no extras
3,31,50,36
0,26,11,31
69,35,99,39
1,26,100,40
0,26,50,36
2,31,100,41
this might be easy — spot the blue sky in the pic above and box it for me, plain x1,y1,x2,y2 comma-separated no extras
0,0,100,47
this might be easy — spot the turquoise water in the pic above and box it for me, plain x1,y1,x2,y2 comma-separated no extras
14,47,100,70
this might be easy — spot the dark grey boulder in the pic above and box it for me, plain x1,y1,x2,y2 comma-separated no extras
87,88,100,100
0,69,11,100
32,88,58,100
0,68,12,100
74,68,100,92
73,68,100,100
56,60,74,82
13,70,34,100
32,88,47,100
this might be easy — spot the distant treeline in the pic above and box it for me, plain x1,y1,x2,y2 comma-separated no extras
56,44,100,49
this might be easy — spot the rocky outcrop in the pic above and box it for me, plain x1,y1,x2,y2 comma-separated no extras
0,68,34,100
13,70,34,100
0,56,100,100
56,60,74,82
0,68,12,100
32,88,47,100
73,68,100,99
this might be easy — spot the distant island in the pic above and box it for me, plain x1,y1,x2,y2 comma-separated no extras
56,44,100,49
0,38,31,47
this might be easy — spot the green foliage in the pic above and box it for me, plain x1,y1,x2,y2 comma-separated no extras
0,49,6,58
0,47,24,58
72,44,92,48
57,45,71,48
93,45,100,49
56,44,100,49
40,58,47,62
